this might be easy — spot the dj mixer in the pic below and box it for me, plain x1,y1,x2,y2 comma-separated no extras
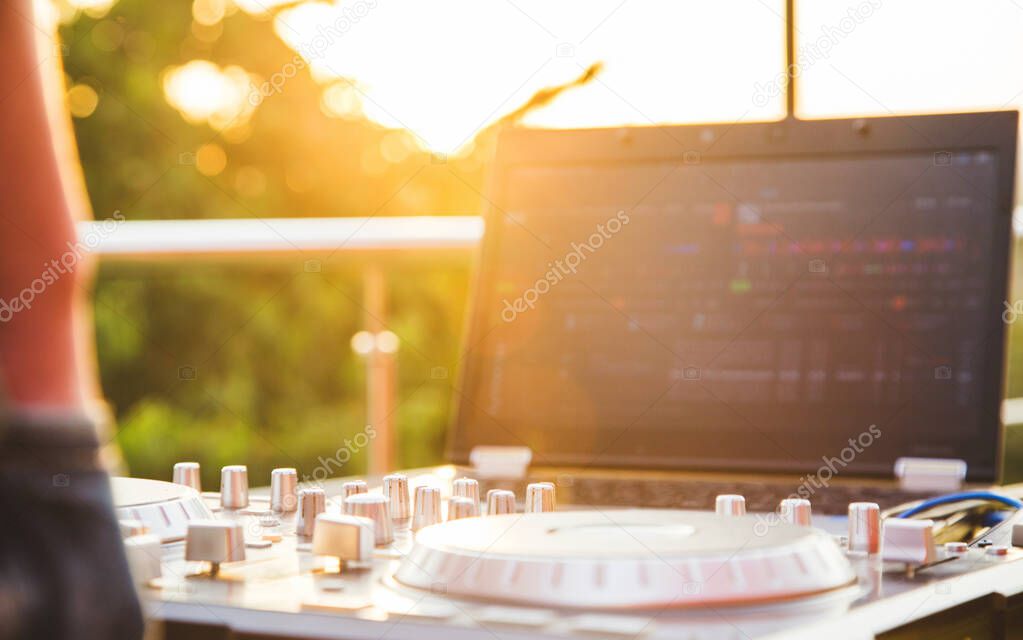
114,464,1023,640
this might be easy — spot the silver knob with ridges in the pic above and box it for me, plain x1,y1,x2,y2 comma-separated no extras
383,474,411,527
453,478,480,514
448,496,476,521
173,462,201,492
486,489,515,515
270,467,298,512
341,480,368,501
847,502,881,554
344,493,394,546
220,465,249,509
185,520,246,576
296,487,326,537
715,494,745,516
525,482,556,513
779,498,812,526
412,486,442,531
313,513,375,570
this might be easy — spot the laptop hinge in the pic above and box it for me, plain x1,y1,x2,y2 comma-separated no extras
894,457,967,493
469,446,532,479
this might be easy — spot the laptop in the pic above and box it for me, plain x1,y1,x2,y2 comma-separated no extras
447,111,1018,515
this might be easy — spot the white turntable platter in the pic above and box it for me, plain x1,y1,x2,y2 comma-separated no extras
395,510,856,609
111,477,214,542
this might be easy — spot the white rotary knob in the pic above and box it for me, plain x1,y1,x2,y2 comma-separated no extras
525,482,556,513
383,474,411,527
412,486,442,531
173,462,201,491
312,514,375,570
185,520,246,576
486,489,515,515
296,488,326,537
847,502,881,554
779,498,812,526
220,465,249,509
344,493,394,546
715,494,745,516
452,478,480,515
270,468,298,512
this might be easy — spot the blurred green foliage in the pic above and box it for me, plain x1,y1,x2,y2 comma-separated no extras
59,0,482,488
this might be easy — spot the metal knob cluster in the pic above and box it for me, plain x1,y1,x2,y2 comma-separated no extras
453,478,480,515
447,496,476,521
341,480,368,500
220,465,249,509
173,462,201,492
412,486,442,531
778,498,812,526
270,468,298,512
297,487,326,537
847,502,881,554
525,482,556,513
715,494,746,517
486,489,516,515
383,474,411,527
343,493,394,545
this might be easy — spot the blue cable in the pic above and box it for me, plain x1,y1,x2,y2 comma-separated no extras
896,490,1023,518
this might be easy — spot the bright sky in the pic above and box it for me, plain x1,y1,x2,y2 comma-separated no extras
140,0,1023,154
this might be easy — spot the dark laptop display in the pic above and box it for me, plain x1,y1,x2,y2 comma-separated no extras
450,113,1017,482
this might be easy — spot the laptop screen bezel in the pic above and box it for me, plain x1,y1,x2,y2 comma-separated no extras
447,112,1018,482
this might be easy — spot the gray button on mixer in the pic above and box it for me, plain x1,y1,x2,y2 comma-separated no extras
452,477,480,515
486,489,516,515
173,462,201,492
219,465,249,509
344,493,394,546
412,486,442,531
525,482,556,513
715,494,745,517
383,474,411,527
185,520,246,576
297,487,326,537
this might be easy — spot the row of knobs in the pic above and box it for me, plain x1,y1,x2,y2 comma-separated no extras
174,464,930,567
714,494,882,554
172,463,556,573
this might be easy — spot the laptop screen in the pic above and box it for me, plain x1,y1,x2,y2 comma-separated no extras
450,114,1017,481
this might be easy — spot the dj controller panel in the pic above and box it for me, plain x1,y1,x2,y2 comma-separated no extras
115,464,1023,640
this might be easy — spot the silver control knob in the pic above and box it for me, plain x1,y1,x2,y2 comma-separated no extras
270,468,298,512
715,494,745,517
296,487,326,537
341,480,368,501
124,533,162,583
312,513,375,570
220,465,249,509
185,520,246,576
945,541,968,556
412,486,442,531
847,502,881,554
778,498,812,526
173,462,201,492
453,478,480,515
448,496,476,521
525,482,556,513
882,518,936,564
486,489,516,515
383,474,411,527
344,493,394,546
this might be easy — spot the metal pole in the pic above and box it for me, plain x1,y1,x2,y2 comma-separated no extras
363,265,396,475
786,0,796,119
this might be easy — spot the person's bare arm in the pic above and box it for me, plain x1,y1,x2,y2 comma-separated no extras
0,0,98,410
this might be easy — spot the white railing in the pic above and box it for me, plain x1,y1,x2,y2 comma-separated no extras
80,216,483,259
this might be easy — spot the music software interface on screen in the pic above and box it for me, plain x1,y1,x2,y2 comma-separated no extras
460,151,1002,472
